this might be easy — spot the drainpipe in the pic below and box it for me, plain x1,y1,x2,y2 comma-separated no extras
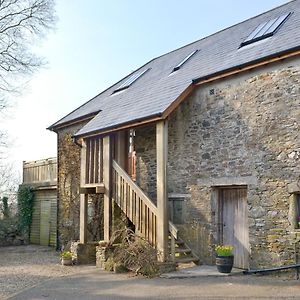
72,136,82,148
243,264,300,275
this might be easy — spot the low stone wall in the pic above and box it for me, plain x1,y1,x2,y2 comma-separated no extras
95,243,110,269
70,241,98,265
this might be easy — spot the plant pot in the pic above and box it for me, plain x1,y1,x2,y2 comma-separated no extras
216,255,234,273
61,257,73,266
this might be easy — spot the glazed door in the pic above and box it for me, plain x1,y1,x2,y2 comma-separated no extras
220,188,249,269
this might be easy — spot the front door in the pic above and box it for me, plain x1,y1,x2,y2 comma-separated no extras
219,187,249,269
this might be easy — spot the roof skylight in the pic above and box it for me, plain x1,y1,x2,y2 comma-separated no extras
113,68,150,93
240,12,291,47
172,50,198,72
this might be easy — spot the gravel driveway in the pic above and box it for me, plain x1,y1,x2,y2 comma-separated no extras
1,245,300,300
0,245,88,300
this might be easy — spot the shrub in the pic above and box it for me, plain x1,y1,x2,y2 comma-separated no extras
108,228,159,277
17,186,34,235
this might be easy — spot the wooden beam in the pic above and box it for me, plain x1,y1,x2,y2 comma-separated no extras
156,120,169,262
161,84,194,119
80,139,87,186
103,135,112,242
79,183,105,194
194,49,300,88
79,194,88,244
76,116,162,140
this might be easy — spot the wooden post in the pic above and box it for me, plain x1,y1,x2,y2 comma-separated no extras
116,131,127,169
80,139,87,186
80,194,88,243
156,120,169,262
79,138,88,244
103,135,112,242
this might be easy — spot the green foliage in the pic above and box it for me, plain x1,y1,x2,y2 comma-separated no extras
60,251,72,259
17,186,34,234
215,245,234,257
1,196,9,218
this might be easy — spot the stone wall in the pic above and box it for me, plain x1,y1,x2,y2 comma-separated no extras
134,57,300,268
167,57,300,268
135,124,157,202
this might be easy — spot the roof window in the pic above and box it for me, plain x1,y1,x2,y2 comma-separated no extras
113,68,150,93
240,12,291,47
172,50,198,72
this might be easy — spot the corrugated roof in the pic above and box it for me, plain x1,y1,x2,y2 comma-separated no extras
49,0,300,137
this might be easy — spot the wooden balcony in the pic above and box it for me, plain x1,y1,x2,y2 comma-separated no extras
23,157,57,187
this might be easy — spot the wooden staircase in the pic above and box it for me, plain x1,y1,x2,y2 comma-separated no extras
171,237,199,265
112,160,199,265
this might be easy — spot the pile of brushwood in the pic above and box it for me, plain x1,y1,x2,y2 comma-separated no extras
106,227,159,277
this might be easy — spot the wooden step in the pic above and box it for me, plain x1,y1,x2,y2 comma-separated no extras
175,248,191,254
175,256,199,264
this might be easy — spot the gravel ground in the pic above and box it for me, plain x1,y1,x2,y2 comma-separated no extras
1,246,300,300
0,245,87,300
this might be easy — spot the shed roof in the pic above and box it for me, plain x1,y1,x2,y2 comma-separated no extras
49,0,300,137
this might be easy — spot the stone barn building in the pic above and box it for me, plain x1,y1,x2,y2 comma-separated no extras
49,0,300,270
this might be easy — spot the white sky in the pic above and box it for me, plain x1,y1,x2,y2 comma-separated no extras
1,0,288,180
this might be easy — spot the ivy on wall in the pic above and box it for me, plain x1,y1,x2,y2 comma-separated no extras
17,186,34,235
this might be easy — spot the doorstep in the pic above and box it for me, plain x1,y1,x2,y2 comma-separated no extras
160,265,243,279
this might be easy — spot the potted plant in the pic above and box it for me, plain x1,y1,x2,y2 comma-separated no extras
215,245,234,273
60,251,73,266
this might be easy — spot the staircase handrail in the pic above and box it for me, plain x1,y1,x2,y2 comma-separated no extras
112,160,158,214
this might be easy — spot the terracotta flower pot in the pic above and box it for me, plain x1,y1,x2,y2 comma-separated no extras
61,257,73,266
216,255,234,273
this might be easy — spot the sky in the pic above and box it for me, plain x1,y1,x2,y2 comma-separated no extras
1,0,289,179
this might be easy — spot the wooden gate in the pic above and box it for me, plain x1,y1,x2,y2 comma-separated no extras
219,187,249,269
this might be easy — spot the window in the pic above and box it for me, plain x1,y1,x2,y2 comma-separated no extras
172,49,198,72
240,12,291,47
113,68,150,93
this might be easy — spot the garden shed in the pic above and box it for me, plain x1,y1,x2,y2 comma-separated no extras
22,158,57,247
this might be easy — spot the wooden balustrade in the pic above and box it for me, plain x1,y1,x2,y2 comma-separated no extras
85,137,103,184
112,160,178,258
23,158,57,184
112,160,157,246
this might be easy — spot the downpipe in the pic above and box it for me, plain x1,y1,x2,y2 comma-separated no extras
243,263,300,275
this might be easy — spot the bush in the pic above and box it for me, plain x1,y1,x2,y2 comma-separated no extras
108,228,159,277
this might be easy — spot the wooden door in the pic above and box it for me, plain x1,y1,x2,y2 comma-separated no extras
40,199,51,246
219,188,249,269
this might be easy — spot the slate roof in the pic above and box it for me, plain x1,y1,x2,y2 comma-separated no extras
49,0,300,137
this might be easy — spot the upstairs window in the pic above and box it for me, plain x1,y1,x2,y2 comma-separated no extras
240,12,291,47
172,49,198,72
113,68,150,94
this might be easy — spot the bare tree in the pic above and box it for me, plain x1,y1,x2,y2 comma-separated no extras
0,0,56,194
0,0,55,95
